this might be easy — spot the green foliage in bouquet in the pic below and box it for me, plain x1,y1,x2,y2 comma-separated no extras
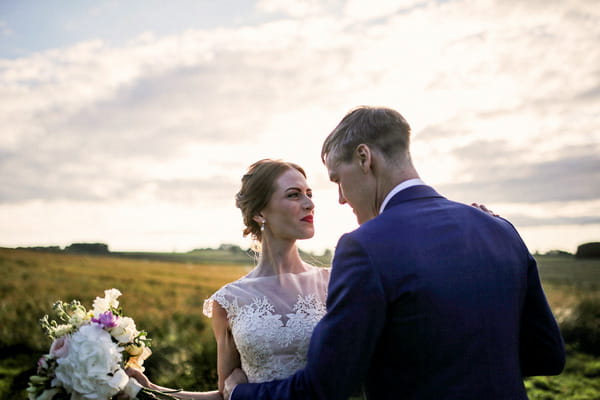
26,289,179,400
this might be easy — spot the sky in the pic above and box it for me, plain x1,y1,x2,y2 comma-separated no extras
0,0,598,255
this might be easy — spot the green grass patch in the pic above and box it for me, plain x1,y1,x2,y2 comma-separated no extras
0,249,598,399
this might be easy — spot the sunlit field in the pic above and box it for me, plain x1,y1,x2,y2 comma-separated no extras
0,247,251,399
1,248,599,399
524,255,600,399
534,255,600,316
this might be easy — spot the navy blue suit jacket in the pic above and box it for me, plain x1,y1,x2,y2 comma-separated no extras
232,186,565,400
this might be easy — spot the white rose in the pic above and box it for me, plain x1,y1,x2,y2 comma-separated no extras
111,316,138,344
92,288,122,316
54,324,128,399
104,288,122,307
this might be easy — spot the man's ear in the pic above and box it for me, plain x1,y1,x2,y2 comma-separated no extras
355,144,372,173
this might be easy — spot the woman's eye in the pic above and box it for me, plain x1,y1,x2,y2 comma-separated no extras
288,193,299,198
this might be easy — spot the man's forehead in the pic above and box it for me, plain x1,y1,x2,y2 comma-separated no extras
326,164,343,183
324,155,337,175
324,152,340,168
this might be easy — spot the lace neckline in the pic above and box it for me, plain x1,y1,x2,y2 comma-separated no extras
242,265,323,280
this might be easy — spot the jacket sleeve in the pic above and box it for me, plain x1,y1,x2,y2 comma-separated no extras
519,253,566,376
232,233,387,400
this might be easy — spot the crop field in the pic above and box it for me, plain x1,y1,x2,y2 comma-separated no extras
0,248,599,399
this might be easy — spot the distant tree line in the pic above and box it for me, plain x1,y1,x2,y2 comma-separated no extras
16,245,62,253
576,242,600,259
17,243,110,255
15,241,600,261
14,242,333,265
65,242,110,254
532,242,600,259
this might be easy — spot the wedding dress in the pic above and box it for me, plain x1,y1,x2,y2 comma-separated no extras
203,266,330,383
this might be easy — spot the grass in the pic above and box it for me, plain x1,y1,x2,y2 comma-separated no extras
0,247,251,399
1,248,599,399
525,349,600,400
535,255,600,326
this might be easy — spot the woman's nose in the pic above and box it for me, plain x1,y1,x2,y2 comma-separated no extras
304,196,315,210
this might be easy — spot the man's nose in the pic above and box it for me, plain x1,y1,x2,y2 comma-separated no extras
338,188,347,205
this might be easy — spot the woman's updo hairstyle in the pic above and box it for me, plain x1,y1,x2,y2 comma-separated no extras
236,159,306,242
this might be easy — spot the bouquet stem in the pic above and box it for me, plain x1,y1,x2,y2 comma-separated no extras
138,387,183,399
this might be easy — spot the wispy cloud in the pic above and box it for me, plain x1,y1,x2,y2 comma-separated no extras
509,215,600,227
0,21,12,37
438,146,600,204
0,0,598,252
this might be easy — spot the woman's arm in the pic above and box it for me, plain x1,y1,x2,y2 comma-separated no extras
212,301,242,394
125,301,240,400
125,368,221,399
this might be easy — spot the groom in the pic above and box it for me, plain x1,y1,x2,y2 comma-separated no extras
225,106,565,399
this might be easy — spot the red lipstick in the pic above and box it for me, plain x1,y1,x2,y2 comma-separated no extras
301,215,314,223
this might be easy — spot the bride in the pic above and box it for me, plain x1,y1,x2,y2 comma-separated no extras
127,159,330,399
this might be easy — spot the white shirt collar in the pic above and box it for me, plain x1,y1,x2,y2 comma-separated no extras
379,178,426,214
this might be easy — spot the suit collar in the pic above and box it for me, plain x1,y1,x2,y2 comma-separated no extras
379,178,426,214
382,185,444,212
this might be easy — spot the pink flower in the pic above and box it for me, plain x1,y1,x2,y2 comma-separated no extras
50,336,70,358
37,355,49,372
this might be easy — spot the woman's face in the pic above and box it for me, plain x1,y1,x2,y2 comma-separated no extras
259,168,315,241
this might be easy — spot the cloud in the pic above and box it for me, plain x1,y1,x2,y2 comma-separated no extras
0,0,598,253
508,214,600,227
257,0,334,17
0,21,358,205
343,0,426,21
0,148,239,204
576,84,600,101
148,177,239,204
417,0,600,118
437,142,600,203
0,21,12,37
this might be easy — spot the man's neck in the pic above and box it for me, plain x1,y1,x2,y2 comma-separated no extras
374,164,420,211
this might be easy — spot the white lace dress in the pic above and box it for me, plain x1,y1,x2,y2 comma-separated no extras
203,266,330,383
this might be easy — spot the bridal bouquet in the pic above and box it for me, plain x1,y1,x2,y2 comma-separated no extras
27,289,178,400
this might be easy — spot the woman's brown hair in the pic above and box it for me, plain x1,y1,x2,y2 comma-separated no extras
236,159,306,242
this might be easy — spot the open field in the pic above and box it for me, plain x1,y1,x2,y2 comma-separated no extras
0,247,252,399
534,255,600,324
1,248,599,399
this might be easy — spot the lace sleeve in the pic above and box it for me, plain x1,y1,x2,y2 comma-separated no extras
202,288,239,319
202,297,216,318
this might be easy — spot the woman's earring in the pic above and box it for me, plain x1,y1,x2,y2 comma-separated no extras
261,220,266,232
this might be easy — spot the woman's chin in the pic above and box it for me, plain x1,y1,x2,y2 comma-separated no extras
298,230,315,240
